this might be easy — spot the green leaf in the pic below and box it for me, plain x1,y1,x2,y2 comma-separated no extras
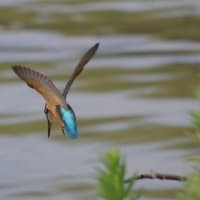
96,149,138,200
177,170,200,200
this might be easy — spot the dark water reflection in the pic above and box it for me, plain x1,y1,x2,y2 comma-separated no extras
0,1,200,200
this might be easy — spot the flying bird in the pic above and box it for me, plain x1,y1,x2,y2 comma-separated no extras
12,43,99,139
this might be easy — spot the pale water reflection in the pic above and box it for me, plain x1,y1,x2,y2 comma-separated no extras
0,32,198,199
23,0,200,15
0,136,193,200
0,1,200,200
1,30,200,67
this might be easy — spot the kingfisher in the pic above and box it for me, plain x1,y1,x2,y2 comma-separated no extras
12,43,99,139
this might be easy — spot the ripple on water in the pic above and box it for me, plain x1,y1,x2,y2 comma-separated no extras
0,81,198,127
0,28,199,200
22,0,200,16
0,135,192,200
0,30,200,65
0,0,32,6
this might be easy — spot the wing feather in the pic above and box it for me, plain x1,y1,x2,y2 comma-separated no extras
12,65,65,105
63,43,99,98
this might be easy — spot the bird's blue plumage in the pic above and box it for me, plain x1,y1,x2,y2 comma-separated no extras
57,105,78,139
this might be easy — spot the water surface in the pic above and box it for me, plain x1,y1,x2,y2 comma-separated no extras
0,1,199,200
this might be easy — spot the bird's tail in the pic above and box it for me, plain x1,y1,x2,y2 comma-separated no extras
56,105,79,139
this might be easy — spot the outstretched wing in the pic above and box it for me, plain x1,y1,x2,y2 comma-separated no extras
12,65,64,105
63,43,99,98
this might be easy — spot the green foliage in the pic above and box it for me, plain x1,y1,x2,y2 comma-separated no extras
190,88,200,146
181,87,200,200
191,112,200,130
96,149,138,200
177,170,200,200
191,89,200,130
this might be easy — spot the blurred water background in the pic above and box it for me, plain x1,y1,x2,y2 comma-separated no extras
0,0,200,199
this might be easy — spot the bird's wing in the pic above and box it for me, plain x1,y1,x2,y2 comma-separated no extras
12,65,64,104
62,43,99,98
